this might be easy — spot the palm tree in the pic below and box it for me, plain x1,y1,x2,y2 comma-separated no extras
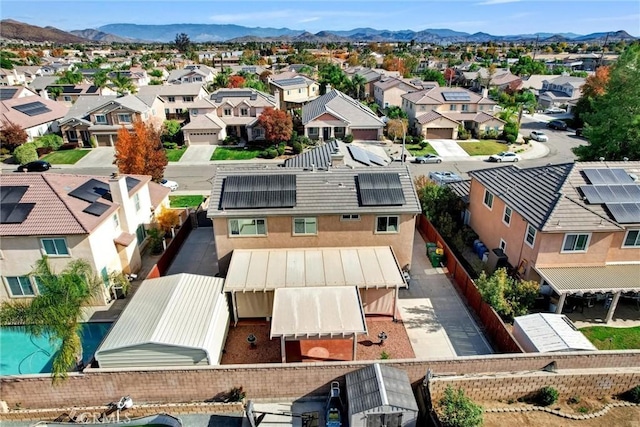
0,257,101,384
92,69,109,90
56,69,83,85
110,72,136,96
350,74,367,100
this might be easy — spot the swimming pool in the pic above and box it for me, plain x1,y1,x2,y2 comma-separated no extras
0,322,112,376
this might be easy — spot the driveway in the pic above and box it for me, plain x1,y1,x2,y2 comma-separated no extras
74,147,115,168
180,145,217,164
165,227,218,276
427,139,470,158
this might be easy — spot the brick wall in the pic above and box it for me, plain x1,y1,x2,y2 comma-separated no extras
2,352,639,410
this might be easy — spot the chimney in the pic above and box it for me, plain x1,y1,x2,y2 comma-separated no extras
482,88,489,99
109,174,135,234
274,89,281,110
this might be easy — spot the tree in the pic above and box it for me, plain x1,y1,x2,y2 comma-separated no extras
386,118,407,142
110,72,135,96
174,33,191,53
56,69,83,85
0,120,29,151
155,206,180,233
350,74,367,100
438,386,484,427
257,108,293,143
228,75,245,88
572,65,611,128
443,68,456,86
421,68,446,86
476,268,538,320
573,44,640,161
114,118,168,181
386,106,407,120
0,257,101,383
318,63,350,94
91,69,109,89
162,120,182,144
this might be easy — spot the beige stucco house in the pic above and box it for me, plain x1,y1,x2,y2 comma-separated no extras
268,74,320,111
0,93,69,141
373,77,421,110
137,83,209,120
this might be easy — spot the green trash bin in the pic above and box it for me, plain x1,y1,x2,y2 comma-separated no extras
426,242,437,255
429,252,442,268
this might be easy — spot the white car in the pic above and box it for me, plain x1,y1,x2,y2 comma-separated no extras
488,152,521,162
160,178,179,191
544,107,566,114
529,131,549,142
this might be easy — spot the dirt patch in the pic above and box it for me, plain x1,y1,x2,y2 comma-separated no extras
483,405,640,427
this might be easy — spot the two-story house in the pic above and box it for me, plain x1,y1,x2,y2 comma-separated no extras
58,94,165,147
401,87,502,139
44,84,110,106
166,65,216,85
181,88,276,145
268,75,320,111
467,162,640,323
0,173,170,305
137,83,208,120
538,75,585,110
0,94,69,141
373,76,422,110
0,68,27,86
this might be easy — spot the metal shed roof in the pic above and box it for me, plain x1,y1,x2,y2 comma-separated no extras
536,264,640,294
224,247,405,292
346,363,419,413
270,286,367,339
96,274,226,361
514,313,596,352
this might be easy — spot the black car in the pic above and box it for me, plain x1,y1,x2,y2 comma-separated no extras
547,120,568,130
16,160,51,172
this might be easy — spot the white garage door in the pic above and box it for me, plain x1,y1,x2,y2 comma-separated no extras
188,131,219,145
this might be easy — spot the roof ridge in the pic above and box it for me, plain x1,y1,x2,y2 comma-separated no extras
41,174,89,234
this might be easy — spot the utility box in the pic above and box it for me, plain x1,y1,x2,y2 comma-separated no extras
486,248,508,273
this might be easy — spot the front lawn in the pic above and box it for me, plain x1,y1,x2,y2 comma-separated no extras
41,149,91,164
579,326,640,350
405,143,438,156
211,146,263,161
457,140,508,156
170,195,205,208
166,148,186,162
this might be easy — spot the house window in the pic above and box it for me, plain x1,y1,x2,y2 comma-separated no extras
164,108,170,114
113,214,119,228
240,108,248,116
462,104,469,111
224,108,232,116
341,214,360,221
499,239,507,251
483,190,494,209
133,193,140,212
293,217,317,235
5,276,35,297
191,109,198,116
41,238,69,256
183,96,194,102
503,206,512,225
65,130,78,141
376,216,399,233
562,233,590,252
253,128,264,138
479,106,484,111
449,104,457,111
229,218,266,236
298,88,302,94
117,114,131,124
308,127,319,136
167,96,176,103
63,96,72,102
623,230,640,248
135,224,146,245
525,224,536,247
101,267,110,288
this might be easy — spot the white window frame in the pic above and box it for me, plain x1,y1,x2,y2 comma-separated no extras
133,193,140,212
525,224,536,248
183,96,194,102
293,217,317,236
375,216,399,234
240,108,249,116
167,96,176,103
229,218,267,237
341,214,361,221
4,276,36,298
499,239,507,251
502,206,512,226
483,190,494,210
561,233,591,253
40,238,70,256
223,108,232,116
117,113,131,124
622,230,640,248
63,95,72,102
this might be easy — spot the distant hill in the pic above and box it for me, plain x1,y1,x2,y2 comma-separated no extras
70,29,136,43
0,19,89,43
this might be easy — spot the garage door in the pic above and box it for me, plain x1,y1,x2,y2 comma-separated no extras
96,134,112,146
188,131,219,145
351,128,379,141
425,127,454,139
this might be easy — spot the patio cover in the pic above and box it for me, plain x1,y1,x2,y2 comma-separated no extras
270,286,367,340
536,264,640,294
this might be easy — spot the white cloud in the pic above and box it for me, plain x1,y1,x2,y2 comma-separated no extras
209,10,296,24
298,17,320,23
476,0,520,5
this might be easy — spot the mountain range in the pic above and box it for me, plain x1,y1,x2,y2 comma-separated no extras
0,19,636,45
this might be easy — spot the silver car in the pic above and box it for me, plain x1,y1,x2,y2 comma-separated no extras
414,154,442,164
529,131,549,142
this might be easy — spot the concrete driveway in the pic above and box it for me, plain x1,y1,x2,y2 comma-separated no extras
74,147,116,168
180,145,216,164
427,139,470,158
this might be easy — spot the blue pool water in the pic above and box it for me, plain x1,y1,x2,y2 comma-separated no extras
0,322,112,376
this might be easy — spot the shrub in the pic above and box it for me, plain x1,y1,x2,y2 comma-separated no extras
260,147,278,159
292,140,303,154
623,385,640,403
227,387,246,402
536,386,559,406
419,140,429,149
163,141,178,150
13,142,38,165
146,227,164,255
277,142,286,156
380,351,390,359
504,133,517,144
457,126,470,140
90,137,98,148
298,136,312,146
35,134,64,150
438,386,484,427
343,134,354,143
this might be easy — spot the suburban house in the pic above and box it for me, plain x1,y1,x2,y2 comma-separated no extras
401,87,502,139
267,74,320,111
0,173,170,305
167,64,216,85
472,69,522,92
373,77,422,109
181,88,276,145
302,89,385,141
0,68,27,86
283,139,391,169
137,83,208,120
0,94,68,141
467,161,640,323
537,75,585,110
344,67,384,99
12,66,43,84
43,84,108,106
58,94,165,147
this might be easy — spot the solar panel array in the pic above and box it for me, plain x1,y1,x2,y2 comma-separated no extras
221,175,296,209
357,173,406,206
274,78,305,87
12,101,52,116
0,186,34,224
0,88,18,100
83,201,110,216
581,168,640,224
61,86,83,94
347,145,387,167
68,178,111,203
442,91,471,102
211,90,258,103
86,86,99,94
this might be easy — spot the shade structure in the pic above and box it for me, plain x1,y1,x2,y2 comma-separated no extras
513,313,596,353
536,264,640,294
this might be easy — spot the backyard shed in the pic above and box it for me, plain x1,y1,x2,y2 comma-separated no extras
513,313,596,353
345,363,419,427
95,273,229,368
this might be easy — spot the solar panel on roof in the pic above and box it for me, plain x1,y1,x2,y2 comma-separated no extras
0,186,28,203
68,178,110,203
357,173,405,206
12,101,52,116
0,88,18,100
275,78,305,87
583,168,632,185
0,202,35,224
83,201,110,217
86,86,99,94
581,184,640,204
348,145,372,166
221,175,296,209
605,203,640,224
211,90,258,102
442,91,471,102
61,86,82,94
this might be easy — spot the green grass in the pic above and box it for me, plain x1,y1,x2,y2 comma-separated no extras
405,143,438,156
457,140,508,156
579,326,640,350
170,195,204,208
211,146,263,160
165,148,186,162
41,149,91,164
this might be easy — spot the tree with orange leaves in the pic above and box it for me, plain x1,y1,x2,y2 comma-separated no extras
257,107,292,143
228,75,245,88
582,65,610,98
114,118,167,181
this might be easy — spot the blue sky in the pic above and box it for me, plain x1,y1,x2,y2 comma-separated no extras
2,0,639,36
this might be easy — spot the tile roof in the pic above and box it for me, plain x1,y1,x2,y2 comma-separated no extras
402,86,496,106
416,110,457,125
137,82,207,97
302,89,383,127
0,95,69,130
182,113,225,130
61,95,118,122
284,140,340,169
208,88,275,108
373,77,420,91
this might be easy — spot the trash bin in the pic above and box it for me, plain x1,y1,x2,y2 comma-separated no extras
426,242,437,255
430,252,443,268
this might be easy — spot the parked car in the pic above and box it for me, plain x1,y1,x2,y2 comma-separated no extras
428,171,463,184
529,131,549,142
544,107,566,114
16,160,51,172
547,120,568,130
160,178,179,191
488,152,521,162
414,154,442,164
